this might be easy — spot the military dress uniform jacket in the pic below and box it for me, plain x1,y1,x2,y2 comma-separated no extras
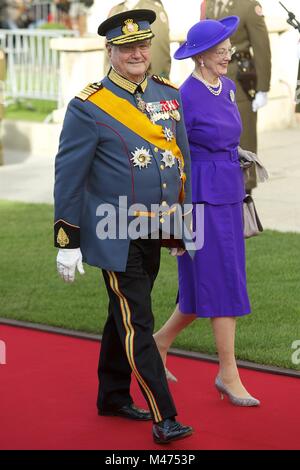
104,0,171,78
54,73,192,272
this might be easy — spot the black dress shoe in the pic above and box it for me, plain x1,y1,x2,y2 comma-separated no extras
153,418,193,444
98,403,152,421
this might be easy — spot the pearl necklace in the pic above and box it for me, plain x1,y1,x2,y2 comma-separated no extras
192,71,223,96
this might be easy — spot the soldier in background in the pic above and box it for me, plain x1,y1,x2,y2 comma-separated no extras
104,0,171,78
69,0,94,36
0,48,5,166
206,0,271,192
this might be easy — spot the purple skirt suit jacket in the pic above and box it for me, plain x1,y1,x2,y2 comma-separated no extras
178,75,251,318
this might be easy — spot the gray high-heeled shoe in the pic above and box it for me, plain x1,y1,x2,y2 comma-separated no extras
215,376,260,407
165,367,178,382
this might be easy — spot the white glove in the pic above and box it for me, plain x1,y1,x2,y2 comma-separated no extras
252,91,268,113
170,248,186,257
297,42,300,60
56,248,85,283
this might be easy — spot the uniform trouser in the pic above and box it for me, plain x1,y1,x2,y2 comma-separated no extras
97,238,177,423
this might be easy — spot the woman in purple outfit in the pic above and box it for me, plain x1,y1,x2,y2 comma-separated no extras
154,17,260,406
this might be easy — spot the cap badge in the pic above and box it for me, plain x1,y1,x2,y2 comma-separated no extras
122,19,139,35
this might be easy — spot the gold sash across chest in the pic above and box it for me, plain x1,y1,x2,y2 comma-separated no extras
88,87,186,202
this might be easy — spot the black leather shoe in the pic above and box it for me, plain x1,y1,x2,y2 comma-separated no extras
98,403,152,421
153,418,193,444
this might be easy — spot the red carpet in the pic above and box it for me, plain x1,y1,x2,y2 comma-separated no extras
0,324,299,450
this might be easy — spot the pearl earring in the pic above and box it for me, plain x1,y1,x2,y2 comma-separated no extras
200,60,205,67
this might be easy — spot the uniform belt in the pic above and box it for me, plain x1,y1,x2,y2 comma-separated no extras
192,149,239,162
134,207,177,218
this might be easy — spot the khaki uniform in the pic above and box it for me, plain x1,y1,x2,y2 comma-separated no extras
207,0,271,189
296,63,300,113
104,0,171,78
0,49,5,166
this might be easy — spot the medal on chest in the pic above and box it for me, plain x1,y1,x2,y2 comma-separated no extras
161,150,176,168
131,147,152,169
144,99,181,123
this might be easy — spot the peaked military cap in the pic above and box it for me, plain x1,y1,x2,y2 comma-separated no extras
98,9,156,45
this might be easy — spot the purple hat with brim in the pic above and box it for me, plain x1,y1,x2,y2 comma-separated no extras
174,16,240,60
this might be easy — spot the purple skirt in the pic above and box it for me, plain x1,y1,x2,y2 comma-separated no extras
178,202,251,318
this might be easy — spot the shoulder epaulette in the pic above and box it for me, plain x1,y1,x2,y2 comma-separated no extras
151,75,179,90
75,82,103,101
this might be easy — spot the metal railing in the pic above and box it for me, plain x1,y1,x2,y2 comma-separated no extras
0,28,78,104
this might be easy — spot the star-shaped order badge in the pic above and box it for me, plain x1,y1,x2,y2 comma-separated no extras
163,127,174,142
131,147,152,169
161,150,176,168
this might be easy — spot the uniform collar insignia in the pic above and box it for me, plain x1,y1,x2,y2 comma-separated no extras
108,68,148,94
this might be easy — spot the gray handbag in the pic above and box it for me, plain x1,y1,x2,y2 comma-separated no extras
243,195,263,238
238,147,269,184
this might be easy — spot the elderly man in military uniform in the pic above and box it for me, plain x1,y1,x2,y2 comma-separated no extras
104,0,171,78
206,0,272,192
54,9,193,444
